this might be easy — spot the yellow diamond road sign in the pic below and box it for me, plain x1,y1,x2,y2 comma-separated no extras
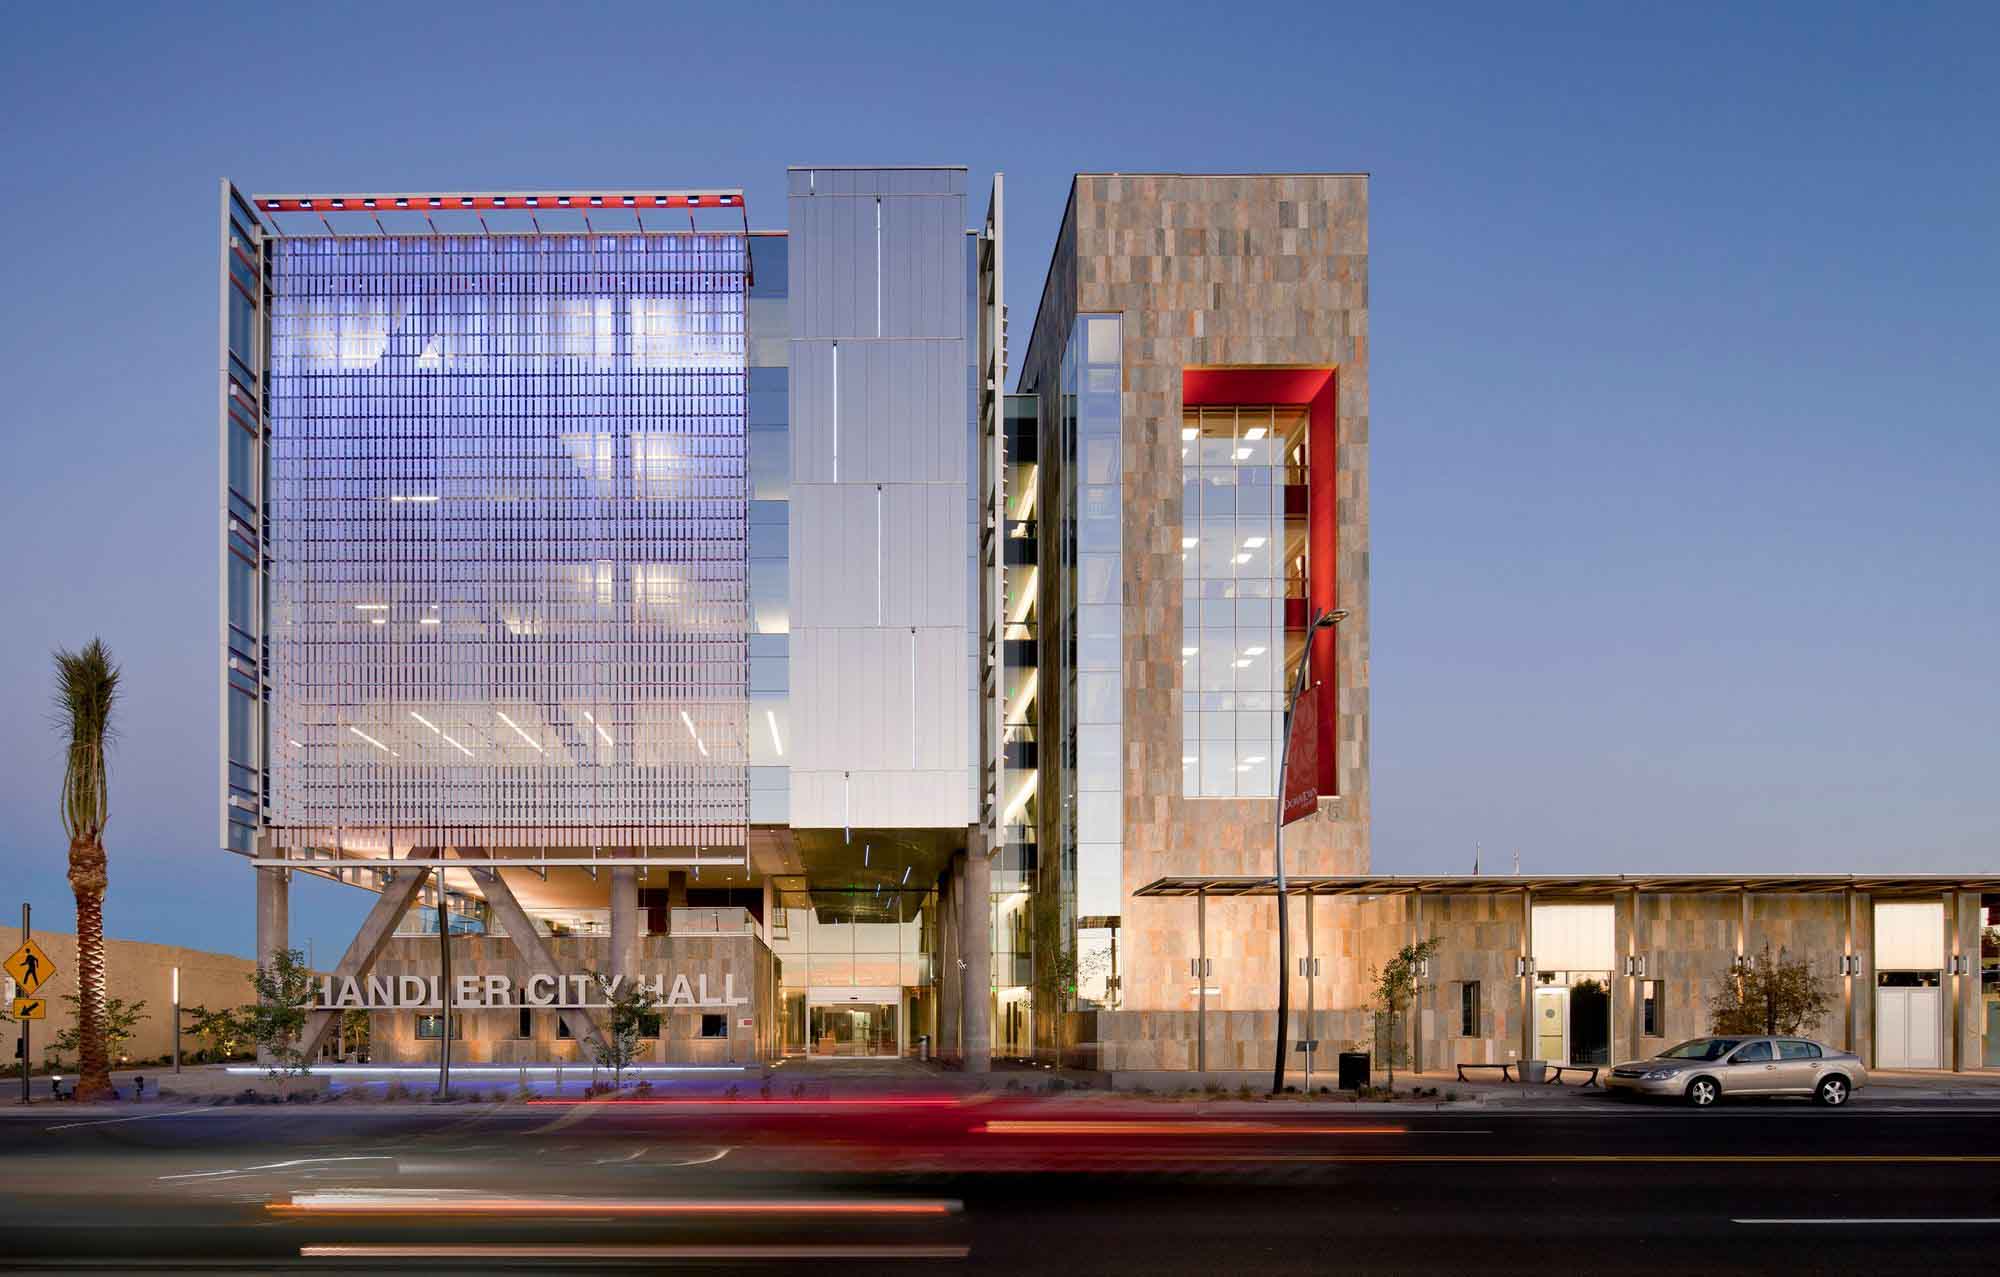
11,996,45,1021
5,939,55,995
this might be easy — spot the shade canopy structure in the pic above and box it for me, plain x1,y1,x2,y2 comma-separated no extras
1133,873,2000,899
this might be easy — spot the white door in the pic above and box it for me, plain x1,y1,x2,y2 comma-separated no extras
1876,986,1942,1069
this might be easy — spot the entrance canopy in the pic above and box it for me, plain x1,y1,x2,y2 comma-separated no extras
1133,873,2000,899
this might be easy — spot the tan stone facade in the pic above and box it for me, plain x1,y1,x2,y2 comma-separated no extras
0,930,259,1068
1019,173,1370,1067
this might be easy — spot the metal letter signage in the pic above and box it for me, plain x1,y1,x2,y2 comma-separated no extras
308,969,751,1011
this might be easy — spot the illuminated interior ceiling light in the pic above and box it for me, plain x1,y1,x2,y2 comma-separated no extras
1234,658,1252,668
369,618,388,626
410,711,438,733
524,196,539,207
1182,536,1198,548
495,711,544,753
354,604,388,612
1233,553,1252,564
581,711,614,747
557,195,572,207
289,739,303,749
621,195,636,206
1008,567,1038,626
902,865,911,885
458,197,474,208
864,845,870,866
394,198,409,208
426,197,442,208
1243,536,1267,549
766,709,783,756
1181,646,1198,657
1181,427,1197,441
1234,447,1252,460
493,196,507,207
349,727,391,753
1001,772,1039,825
419,617,441,626
1183,755,1196,764
679,710,709,757
1245,426,1268,440
1244,646,1267,656
1244,756,1266,765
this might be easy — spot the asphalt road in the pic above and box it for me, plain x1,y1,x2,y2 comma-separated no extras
3,1097,1997,1272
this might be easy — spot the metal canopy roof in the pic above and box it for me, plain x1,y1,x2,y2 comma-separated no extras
1132,873,2000,900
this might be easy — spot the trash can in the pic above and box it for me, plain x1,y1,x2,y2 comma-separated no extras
1337,1051,1371,1090
918,1035,930,1063
1518,1059,1546,1084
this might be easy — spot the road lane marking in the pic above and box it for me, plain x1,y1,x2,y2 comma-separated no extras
160,1155,395,1181
302,1243,970,1260
1735,1218,2000,1225
46,1106,214,1131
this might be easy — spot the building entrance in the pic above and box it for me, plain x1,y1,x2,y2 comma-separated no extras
1534,971,1613,1066
808,1004,898,1057
1875,975,1941,1069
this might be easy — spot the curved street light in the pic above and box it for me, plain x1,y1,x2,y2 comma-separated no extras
1274,607,1348,1095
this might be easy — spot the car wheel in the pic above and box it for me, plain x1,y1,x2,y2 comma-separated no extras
1814,1075,1850,1107
1686,1077,1720,1107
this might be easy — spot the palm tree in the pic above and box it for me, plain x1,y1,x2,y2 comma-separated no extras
54,639,119,1102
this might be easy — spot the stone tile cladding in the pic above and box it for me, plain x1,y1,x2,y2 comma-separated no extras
1022,174,1369,1070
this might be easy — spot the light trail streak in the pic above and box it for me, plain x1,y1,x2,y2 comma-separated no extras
272,1194,963,1218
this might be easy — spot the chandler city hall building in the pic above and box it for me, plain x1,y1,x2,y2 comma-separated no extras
218,170,2000,1080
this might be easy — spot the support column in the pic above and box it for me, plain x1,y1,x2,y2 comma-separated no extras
937,861,961,1066
255,867,289,1065
609,868,640,982
298,860,429,1061
1626,888,1642,1063
1736,887,1749,958
1842,886,1856,1053
1410,891,1424,1077
1946,890,1959,1073
1197,888,1208,1081
1519,888,1534,1065
255,866,289,967
961,843,991,1074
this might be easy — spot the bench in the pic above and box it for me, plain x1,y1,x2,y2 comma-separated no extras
1455,1062,1514,1083
1543,1064,1599,1087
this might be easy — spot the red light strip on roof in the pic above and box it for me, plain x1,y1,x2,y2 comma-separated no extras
257,192,742,214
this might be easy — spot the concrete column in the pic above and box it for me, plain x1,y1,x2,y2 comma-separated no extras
1519,888,1534,1065
254,866,289,1064
609,868,640,981
255,866,289,967
961,844,991,1074
1626,888,1643,1062
939,859,962,1065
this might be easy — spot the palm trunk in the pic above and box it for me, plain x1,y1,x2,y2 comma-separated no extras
69,837,112,1101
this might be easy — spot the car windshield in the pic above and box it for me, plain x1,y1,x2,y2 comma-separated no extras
1659,1037,1743,1060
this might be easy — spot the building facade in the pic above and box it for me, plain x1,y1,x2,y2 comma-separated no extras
219,170,1999,1077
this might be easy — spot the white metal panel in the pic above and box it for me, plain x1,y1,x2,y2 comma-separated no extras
1875,987,1941,1069
1530,904,1616,972
1875,901,1944,970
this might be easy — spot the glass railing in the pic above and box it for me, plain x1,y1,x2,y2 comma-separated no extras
670,907,762,940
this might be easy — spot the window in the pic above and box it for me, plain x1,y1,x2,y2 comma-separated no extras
515,1008,532,1039
556,1015,573,1040
1641,979,1663,1037
1778,1040,1821,1060
1180,404,1305,798
414,1014,461,1040
699,1013,728,1039
1459,981,1480,1037
638,1011,662,1040
1732,1040,1773,1063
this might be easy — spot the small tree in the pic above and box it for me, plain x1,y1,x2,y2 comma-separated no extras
184,1004,253,1062
586,972,656,1090
1709,943,1833,1037
1367,937,1441,1089
49,995,148,1067
244,948,315,1094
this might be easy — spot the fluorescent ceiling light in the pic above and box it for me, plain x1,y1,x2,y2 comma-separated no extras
766,709,783,756
680,710,709,757
419,617,441,626
1245,426,1268,439
1182,755,1196,764
1181,646,1197,657
1234,658,1252,668
1181,427,1197,441
288,738,303,749
369,618,388,626
1233,553,1252,564
902,865,911,885
1244,646,1266,656
353,604,388,612
410,712,438,733
1234,447,1252,460
349,727,391,753
1243,536,1267,549
1182,536,1198,548
495,711,544,753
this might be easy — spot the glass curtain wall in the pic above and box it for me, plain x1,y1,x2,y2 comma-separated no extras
1179,405,1308,798
1050,315,1123,1019
221,188,268,854
264,233,749,855
994,394,1039,1057
767,889,936,1056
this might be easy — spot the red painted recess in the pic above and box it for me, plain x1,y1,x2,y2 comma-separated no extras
1181,367,1341,799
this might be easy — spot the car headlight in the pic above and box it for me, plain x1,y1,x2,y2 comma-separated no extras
1643,1069,1679,1080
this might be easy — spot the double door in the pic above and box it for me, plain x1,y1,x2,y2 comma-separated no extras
1876,985,1941,1069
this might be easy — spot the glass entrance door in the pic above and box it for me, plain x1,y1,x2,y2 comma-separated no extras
808,1003,899,1057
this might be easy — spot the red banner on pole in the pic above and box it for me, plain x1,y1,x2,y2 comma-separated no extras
1282,685,1319,825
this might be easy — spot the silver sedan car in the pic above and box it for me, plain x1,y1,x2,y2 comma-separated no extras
1604,1036,1867,1107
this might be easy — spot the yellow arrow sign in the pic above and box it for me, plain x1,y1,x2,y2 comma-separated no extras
11,996,45,1021
4,939,55,994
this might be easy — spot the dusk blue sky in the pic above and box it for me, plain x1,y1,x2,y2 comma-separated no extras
1,3,1994,962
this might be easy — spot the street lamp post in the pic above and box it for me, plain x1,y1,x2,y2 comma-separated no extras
171,967,180,1074
1273,608,1346,1096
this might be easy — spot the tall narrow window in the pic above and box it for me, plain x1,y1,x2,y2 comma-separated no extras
1459,980,1481,1037
1642,979,1662,1038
